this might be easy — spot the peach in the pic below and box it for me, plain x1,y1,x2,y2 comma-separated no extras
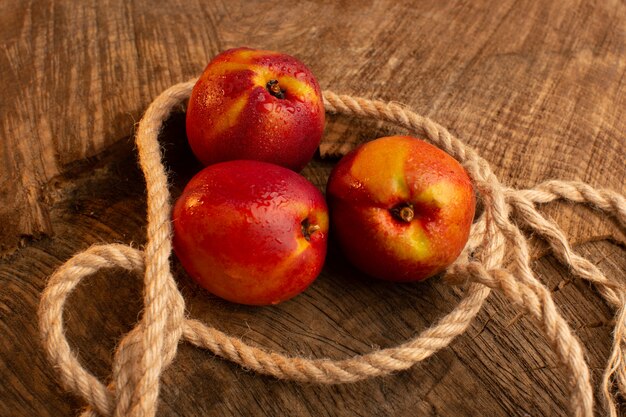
326,135,475,282
186,47,325,171
172,160,328,305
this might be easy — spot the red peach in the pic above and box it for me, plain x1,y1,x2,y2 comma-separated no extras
172,160,328,305
186,47,325,172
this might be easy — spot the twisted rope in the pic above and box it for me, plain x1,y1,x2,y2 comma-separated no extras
38,80,625,417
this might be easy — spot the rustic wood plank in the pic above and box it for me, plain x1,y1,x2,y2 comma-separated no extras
1,0,624,416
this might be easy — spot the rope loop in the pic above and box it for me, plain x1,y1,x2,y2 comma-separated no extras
38,80,625,417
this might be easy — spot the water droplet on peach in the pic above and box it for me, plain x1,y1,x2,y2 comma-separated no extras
257,102,273,113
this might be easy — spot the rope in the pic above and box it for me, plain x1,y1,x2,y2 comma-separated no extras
38,80,626,417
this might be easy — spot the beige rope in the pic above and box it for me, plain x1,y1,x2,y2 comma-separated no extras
38,80,625,417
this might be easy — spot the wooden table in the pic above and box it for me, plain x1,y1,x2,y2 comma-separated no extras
1,1,624,416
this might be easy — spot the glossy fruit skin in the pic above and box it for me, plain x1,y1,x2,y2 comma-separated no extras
172,160,328,305
326,136,475,282
186,47,325,172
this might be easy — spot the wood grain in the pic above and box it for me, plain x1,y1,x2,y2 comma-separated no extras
0,0,624,416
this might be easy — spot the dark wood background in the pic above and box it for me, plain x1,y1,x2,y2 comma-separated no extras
1,1,624,416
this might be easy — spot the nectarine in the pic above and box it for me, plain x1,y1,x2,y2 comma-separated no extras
186,47,325,171
172,160,328,305
326,136,475,282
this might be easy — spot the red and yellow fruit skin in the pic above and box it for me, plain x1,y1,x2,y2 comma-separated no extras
186,47,325,172
326,136,476,282
172,160,328,305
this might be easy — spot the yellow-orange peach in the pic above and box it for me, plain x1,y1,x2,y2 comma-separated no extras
326,136,475,282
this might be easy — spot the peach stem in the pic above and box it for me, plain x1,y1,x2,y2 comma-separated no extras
301,219,320,241
391,203,415,223
266,79,286,99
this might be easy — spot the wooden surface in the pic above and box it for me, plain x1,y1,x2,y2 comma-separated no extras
1,1,625,416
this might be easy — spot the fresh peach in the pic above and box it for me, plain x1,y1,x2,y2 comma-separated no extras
172,160,328,305
326,135,475,282
186,47,325,171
